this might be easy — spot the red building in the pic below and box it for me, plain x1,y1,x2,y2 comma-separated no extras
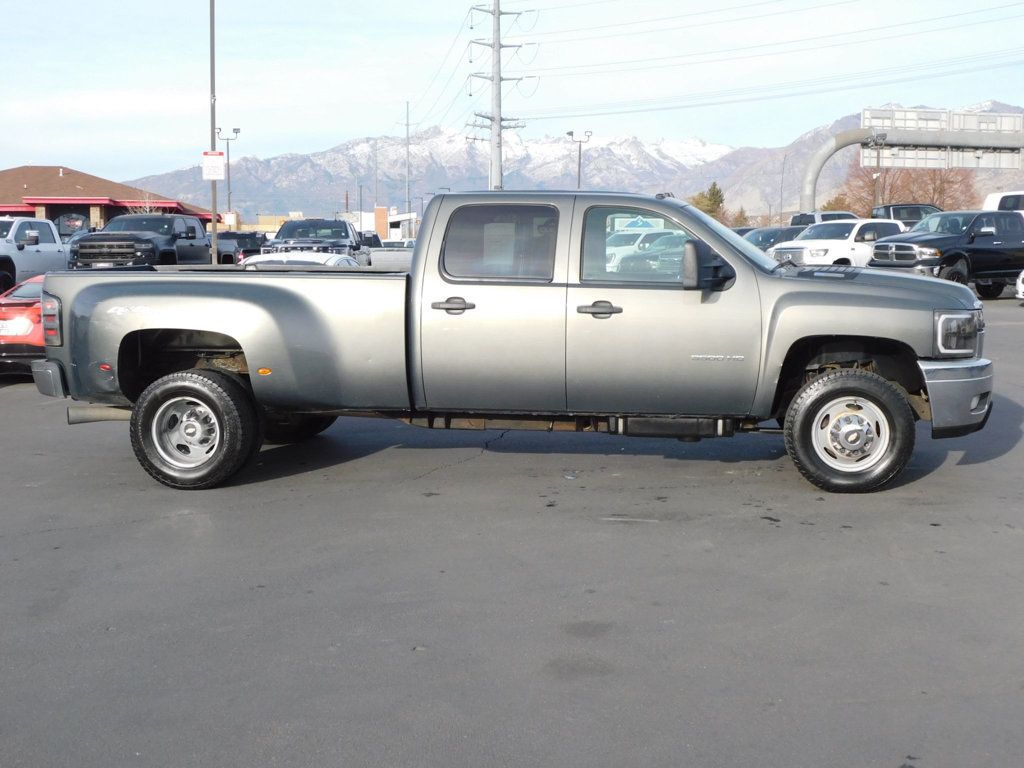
0,165,213,241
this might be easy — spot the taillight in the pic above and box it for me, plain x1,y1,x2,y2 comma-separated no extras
41,292,61,346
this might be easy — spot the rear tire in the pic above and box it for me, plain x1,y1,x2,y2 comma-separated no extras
0,271,14,291
784,369,915,493
130,369,260,489
263,414,337,444
976,282,1005,299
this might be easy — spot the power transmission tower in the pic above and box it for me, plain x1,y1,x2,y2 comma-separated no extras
468,0,525,190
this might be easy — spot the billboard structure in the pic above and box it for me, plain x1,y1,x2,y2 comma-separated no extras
859,108,1022,170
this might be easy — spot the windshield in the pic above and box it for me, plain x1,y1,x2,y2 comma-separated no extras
276,221,350,240
910,213,972,234
744,228,785,248
797,222,856,240
606,232,641,247
667,201,777,273
0,222,12,238
104,216,173,235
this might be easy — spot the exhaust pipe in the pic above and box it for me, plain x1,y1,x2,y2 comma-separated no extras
67,405,133,425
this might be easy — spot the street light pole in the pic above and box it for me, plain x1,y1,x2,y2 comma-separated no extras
209,0,218,258
566,130,592,189
216,127,240,214
867,132,888,208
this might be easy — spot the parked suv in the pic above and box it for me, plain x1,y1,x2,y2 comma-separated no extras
768,219,904,267
871,203,941,227
789,210,857,226
69,214,212,268
869,210,1024,298
0,217,66,290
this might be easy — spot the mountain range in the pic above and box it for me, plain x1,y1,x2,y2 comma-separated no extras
128,100,1024,220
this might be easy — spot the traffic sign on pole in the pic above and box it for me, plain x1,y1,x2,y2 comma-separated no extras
202,151,226,181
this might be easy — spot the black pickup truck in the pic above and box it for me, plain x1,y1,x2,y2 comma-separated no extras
869,209,1024,298
69,214,213,268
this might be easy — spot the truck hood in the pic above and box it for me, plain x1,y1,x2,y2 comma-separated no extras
780,264,978,310
772,238,849,250
76,231,163,242
875,231,956,246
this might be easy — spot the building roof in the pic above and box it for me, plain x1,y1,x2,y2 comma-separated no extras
0,165,212,218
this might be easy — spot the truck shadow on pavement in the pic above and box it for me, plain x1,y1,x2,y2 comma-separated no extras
0,372,33,390
892,393,1021,487
235,393,1021,489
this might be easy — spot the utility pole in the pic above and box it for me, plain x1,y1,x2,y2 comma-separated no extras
217,127,240,213
373,139,379,209
468,0,525,190
566,130,592,189
405,101,412,237
208,0,218,258
778,153,788,224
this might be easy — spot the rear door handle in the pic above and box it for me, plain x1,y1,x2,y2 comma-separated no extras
431,296,476,314
577,300,623,318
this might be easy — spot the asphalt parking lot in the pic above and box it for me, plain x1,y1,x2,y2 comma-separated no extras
1,298,1022,768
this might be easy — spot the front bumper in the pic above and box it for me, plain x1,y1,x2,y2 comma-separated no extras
918,358,993,438
867,258,939,277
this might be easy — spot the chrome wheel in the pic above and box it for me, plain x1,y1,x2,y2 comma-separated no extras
151,396,221,469
810,396,891,473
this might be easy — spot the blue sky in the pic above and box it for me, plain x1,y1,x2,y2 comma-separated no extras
5,0,1023,180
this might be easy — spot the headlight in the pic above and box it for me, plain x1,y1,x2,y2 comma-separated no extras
934,309,984,357
808,249,829,258
916,246,941,258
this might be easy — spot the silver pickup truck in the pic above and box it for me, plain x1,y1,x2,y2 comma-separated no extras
31,191,992,493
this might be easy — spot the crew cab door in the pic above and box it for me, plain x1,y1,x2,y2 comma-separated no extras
173,217,204,264
566,204,761,415
967,212,1023,278
418,200,569,412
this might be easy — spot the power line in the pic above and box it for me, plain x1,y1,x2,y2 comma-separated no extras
506,7,1024,80
506,0,853,44
506,2,1024,76
518,48,1024,119
409,8,474,117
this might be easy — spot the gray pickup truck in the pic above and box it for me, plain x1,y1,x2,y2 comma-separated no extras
31,192,992,493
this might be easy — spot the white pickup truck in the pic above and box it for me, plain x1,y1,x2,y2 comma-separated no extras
768,219,904,267
0,217,66,290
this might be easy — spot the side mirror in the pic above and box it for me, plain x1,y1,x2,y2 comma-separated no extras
976,226,996,238
22,232,40,246
862,230,877,242
682,242,700,289
184,226,197,240
350,242,361,251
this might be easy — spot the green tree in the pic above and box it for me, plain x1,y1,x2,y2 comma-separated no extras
821,193,851,212
731,206,750,227
688,181,726,219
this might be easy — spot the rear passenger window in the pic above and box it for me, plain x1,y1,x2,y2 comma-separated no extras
996,212,1023,233
997,195,1021,211
441,204,557,281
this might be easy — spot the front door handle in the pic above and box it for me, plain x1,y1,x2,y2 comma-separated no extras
577,300,623,318
431,296,476,314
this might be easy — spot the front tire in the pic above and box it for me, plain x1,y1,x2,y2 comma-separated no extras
784,369,915,493
130,369,260,489
938,261,969,285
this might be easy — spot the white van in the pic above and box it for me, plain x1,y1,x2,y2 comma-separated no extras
981,191,1024,212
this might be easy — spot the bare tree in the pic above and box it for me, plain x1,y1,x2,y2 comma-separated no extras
838,156,979,215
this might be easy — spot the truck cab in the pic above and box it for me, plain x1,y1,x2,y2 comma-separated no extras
0,217,66,290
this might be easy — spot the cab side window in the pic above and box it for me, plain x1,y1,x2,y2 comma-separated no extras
173,218,188,235
14,222,36,242
582,206,693,283
441,204,557,281
996,212,1023,235
32,222,56,243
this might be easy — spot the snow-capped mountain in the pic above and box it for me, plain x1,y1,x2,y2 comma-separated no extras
127,102,1024,218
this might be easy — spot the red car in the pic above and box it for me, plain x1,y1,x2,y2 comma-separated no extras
0,275,45,372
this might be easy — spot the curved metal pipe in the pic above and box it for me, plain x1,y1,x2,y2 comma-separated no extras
67,405,133,425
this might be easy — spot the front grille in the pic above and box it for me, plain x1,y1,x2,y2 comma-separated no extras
75,241,139,262
872,243,918,262
773,247,805,262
